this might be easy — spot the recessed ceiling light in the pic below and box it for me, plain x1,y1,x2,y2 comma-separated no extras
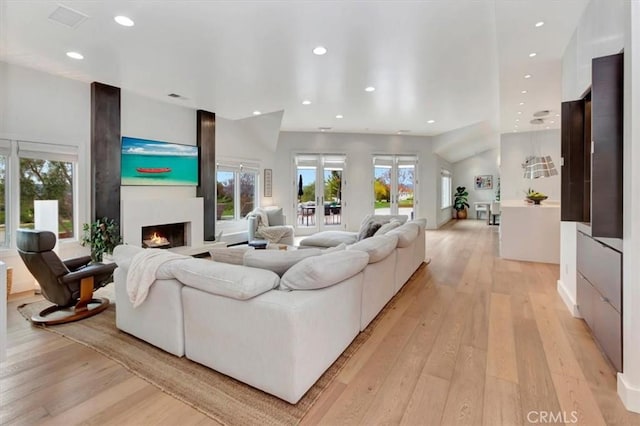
253,110,261,115
114,15,135,26
66,51,83,60
336,114,343,119
549,120,555,124
521,90,528,94
529,52,537,58
302,100,311,105
517,111,523,115
397,130,410,134
319,127,332,132
546,126,550,129
312,46,327,55
535,21,545,28
519,102,525,106
516,119,520,122
556,114,560,117
365,86,376,92
427,119,435,124
524,74,532,79
514,125,519,128
513,130,518,133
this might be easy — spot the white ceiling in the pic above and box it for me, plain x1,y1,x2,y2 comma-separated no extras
0,0,588,162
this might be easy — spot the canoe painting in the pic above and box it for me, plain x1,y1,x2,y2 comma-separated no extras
121,137,198,186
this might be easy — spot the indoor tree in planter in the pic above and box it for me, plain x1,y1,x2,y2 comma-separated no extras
453,186,470,219
81,217,122,262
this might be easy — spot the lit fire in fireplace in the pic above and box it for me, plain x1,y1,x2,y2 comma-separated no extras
143,232,170,248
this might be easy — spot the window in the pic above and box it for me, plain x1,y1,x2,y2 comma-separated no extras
19,158,75,238
0,140,79,245
441,170,452,209
216,161,259,221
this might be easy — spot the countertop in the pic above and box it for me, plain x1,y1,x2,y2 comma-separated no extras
501,200,560,209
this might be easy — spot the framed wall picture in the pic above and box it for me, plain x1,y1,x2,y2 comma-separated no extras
264,168,273,197
475,175,493,190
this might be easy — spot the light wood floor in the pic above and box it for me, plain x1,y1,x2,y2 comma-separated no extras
2,220,638,425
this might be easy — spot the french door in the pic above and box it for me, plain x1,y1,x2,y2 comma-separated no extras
373,155,417,219
294,154,345,234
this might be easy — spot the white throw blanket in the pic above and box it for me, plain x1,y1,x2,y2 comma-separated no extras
127,249,188,308
256,225,291,243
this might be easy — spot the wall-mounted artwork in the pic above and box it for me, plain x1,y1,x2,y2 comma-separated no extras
121,137,199,186
475,174,493,190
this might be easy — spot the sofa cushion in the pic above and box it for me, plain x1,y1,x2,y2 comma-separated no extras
210,246,254,265
347,234,398,263
374,219,402,236
173,258,280,300
299,231,358,248
243,248,322,276
324,242,347,253
387,222,420,248
265,207,285,226
280,250,369,291
409,218,427,230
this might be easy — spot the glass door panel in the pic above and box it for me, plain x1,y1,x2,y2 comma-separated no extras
296,165,317,231
397,163,415,220
374,165,392,215
322,166,342,228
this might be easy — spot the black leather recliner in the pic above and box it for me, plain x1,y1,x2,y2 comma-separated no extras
16,229,116,325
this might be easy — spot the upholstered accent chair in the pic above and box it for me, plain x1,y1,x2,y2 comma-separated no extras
16,229,116,325
247,207,294,245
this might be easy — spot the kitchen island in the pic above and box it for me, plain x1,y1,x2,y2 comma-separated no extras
499,200,560,264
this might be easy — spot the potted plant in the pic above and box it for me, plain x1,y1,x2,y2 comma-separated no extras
453,186,470,219
81,217,123,262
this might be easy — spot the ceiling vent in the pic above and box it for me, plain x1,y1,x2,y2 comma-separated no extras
530,118,545,125
168,93,182,98
318,127,332,131
48,5,89,28
533,110,551,117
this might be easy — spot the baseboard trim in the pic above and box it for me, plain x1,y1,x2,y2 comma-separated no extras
618,373,640,413
557,280,580,318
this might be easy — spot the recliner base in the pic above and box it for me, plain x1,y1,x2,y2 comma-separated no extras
31,298,110,325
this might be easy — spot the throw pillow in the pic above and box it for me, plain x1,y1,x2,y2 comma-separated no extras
243,248,321,276
358,221,382,241
265,207,285,226
375,219,402,236
279,250,369,291
209,246,254,265
387,222,420,248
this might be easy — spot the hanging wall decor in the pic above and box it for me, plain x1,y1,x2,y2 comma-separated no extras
475,175,493,190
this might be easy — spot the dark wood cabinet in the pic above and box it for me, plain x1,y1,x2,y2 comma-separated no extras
576,230,622,371
591,53,623,238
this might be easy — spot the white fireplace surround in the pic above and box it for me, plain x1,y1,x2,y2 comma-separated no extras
122,197,204,249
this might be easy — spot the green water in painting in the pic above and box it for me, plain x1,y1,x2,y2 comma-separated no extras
121,154,198,186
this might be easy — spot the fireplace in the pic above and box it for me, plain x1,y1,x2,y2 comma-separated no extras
141,222,187,249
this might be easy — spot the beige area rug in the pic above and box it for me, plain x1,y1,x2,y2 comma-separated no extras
17,288,399,425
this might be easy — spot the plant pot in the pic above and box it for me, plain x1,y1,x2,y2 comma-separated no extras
456,209,467,219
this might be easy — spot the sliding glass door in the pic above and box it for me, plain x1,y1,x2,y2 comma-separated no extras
373,155,417,219
294,154,345,234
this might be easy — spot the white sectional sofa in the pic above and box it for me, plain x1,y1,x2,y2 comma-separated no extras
113,218,426,404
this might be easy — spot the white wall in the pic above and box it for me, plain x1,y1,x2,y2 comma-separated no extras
214,113,281,237
500,129,561,202
120,90,197,203
452,148,500,219
275,131,441,231
0,62,91,293
559,0,640,412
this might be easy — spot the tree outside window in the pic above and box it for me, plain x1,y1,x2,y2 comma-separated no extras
19,158,74,238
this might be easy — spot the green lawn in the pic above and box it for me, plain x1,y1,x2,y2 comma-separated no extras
374,200,414,209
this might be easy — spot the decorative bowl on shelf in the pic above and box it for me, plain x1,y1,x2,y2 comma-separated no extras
526,195,548,205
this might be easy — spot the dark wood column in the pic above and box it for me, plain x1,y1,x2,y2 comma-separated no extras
196,110,216,241
91,82,121,223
